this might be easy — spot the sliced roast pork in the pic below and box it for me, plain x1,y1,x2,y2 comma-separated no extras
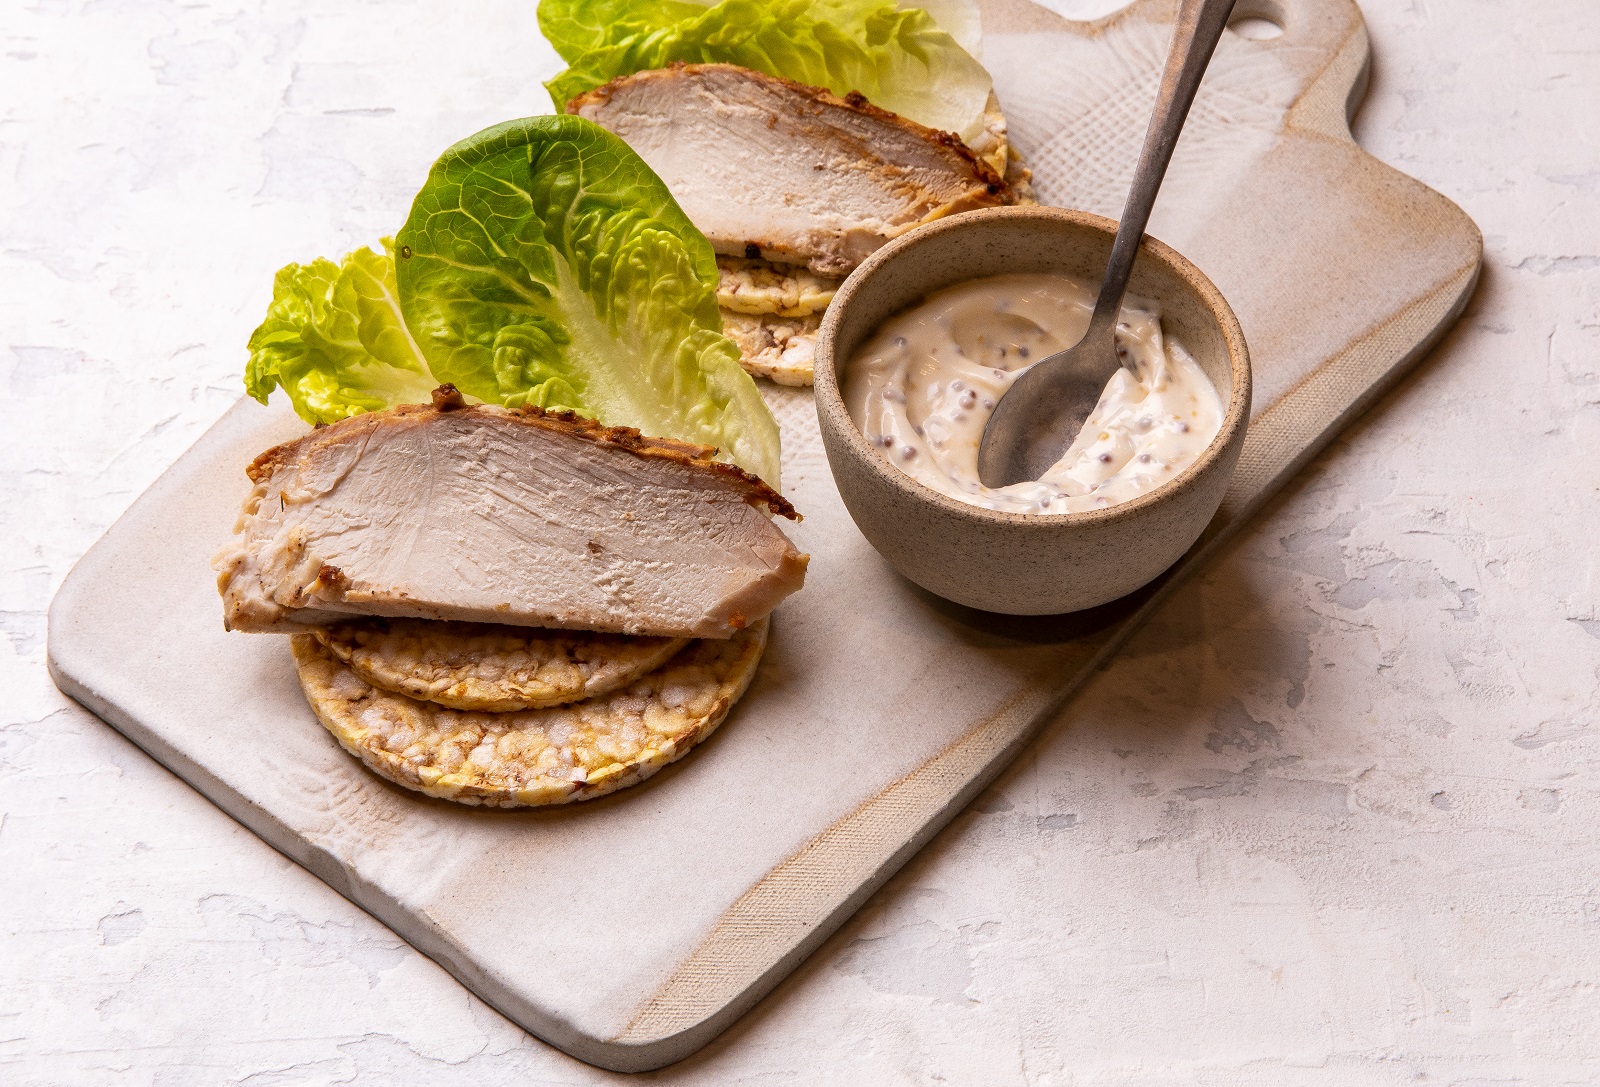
215,395,806,638
568,63,1009,276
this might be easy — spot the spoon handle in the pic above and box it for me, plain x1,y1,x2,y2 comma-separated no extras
1089,0,1239,335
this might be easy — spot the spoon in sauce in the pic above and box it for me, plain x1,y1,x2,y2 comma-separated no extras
977,0,1239,488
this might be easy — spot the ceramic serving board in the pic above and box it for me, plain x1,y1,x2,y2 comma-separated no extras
48,0,1481,1072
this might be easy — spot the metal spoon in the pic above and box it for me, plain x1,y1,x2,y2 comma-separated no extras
977,0,1239,488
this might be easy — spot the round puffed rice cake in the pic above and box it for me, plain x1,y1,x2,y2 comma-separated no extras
290,619,766,807
720,308,822,387
313,618,689,712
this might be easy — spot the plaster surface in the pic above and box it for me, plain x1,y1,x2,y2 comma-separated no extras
3,0,1598,1083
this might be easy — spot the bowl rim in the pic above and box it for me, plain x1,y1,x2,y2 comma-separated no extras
813,205,1252,530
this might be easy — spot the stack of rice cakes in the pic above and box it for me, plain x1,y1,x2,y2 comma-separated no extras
292,617,768,807
707,96,1039,388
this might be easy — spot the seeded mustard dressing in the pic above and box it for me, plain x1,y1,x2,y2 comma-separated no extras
843,272,1223,515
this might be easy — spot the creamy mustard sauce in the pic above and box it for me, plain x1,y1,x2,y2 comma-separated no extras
843,272,1223,515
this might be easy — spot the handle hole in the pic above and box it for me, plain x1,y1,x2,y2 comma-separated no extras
1228,14,1284,40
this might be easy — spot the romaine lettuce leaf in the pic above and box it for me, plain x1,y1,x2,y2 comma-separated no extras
394,114,782,485
910,0,982,56
244,241,438,424
538,0,993,143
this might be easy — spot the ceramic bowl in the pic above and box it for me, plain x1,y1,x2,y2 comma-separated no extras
813,206,1252,616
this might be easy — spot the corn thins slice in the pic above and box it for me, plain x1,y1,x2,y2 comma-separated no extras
291,619,766,807
314,618,689,712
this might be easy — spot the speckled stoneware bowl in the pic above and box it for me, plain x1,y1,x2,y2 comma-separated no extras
813,206,1252,616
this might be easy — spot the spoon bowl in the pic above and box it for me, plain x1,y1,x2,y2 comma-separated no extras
977,312,1130,487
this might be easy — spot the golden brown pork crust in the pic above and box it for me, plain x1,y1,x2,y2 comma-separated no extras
244,390,799,520
567,62,1009,198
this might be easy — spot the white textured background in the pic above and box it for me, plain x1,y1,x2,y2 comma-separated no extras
4,0,1598,1083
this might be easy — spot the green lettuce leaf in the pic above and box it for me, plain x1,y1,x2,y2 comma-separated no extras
394,114,782,485
538,0,993,143
244,241,438,424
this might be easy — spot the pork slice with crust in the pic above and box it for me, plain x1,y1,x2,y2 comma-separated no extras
215,394,807,639
568,63,1009,277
